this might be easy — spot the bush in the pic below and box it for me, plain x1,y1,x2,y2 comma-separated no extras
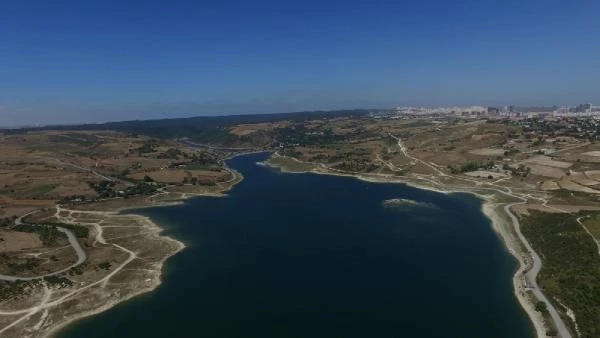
522,211,600,337
535,301,548,313
97,261,111,270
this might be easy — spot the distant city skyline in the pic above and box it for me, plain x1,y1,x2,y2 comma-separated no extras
2,0,600,126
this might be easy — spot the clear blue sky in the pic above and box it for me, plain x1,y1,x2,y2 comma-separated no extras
1,0,599,126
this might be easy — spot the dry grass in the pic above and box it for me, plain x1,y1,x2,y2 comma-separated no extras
558,179,600,194
527,164,565,178
230,121,290,136
540,181,561,191
465,170,509,178
468,148,506,156
128,169,228,184
0,230,42,252
522,155,573,169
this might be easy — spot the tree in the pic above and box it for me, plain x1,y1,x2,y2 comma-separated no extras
535,301,548,313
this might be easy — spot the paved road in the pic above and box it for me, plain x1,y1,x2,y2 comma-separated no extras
505,202,572,338
0,212,87,282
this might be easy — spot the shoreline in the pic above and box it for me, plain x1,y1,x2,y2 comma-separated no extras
32,152,548,338
481,203,547,338
44,213,186,338
0,171,246,337
264,158,551,338
41,158,250,337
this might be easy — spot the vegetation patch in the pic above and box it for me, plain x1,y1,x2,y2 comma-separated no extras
521,210,600,337
43,275,73,288
45,222,89,238
13,224,64,246
0,280,42,301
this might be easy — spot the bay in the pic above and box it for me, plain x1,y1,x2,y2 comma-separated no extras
58,153,533,338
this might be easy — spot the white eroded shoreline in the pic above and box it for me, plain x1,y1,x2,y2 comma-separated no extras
264,157,570,338
42,211,186,338
32,153,566,338
40,167,246,337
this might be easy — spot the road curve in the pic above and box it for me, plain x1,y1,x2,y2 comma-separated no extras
0,212,87,282
505,202,572,338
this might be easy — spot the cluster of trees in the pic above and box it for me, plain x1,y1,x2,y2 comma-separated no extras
534,301,548,313
0,280,40,302
58,195,88,204
134,140,158,154
88,180,157,199
324,149,371,164
157,148,182,159
97,260,111,270
308,154,328,162
43,275,73,288
531,136,546,147
170,152,221,170
122,182,157,197
502,163,531,177
503,148,520,156
448,160,496,174
45,222,89,238
283,149,303,159
182,176,216,186
0,216,16,227
6,257,40,274
3,109,372,141
276,125,343,146
333,160,379,173
13,224,62,246
88,180,117,198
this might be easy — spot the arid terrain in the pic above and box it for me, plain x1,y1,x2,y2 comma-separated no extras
0,130,242,337
262,115,600,338
2,114,600,337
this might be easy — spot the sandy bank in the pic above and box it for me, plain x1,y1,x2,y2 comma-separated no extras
0,169,245,338
43,213,186,338
264,157,552,338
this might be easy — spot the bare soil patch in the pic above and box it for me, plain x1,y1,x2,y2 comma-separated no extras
558,179,600,194
522,155,573,169
527,164,565,178
0,231,42,252
469,148,506,156
539,181,561,191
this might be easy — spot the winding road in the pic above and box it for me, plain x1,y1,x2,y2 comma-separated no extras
0,210,87,281
505,202,572,338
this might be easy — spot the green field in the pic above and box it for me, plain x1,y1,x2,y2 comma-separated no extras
582,215,600,244
521,210,600,337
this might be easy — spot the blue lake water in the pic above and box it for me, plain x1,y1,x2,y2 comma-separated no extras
58,153,533,337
